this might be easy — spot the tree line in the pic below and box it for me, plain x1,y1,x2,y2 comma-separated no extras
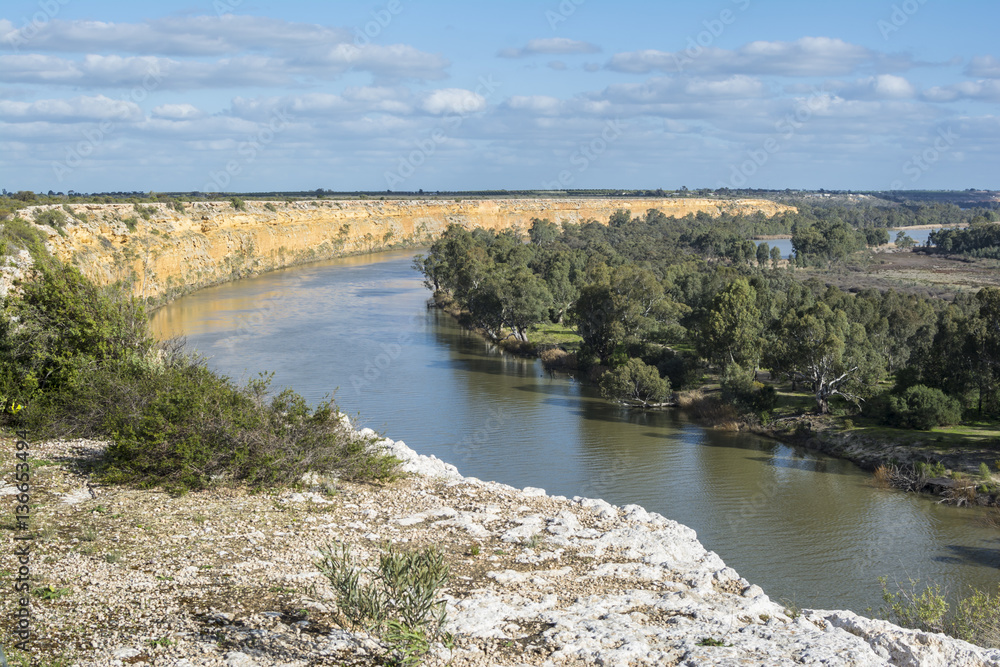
416,207,1000,422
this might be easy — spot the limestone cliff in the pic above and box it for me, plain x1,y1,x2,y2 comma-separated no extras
24,197,793,301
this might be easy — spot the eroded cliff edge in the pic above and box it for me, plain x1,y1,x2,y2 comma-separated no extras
5,432,999,666
22,197,792,301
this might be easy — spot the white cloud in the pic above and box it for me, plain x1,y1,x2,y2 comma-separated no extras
923,80,1000,103
151,103,204,120
421,89,487,115
965,55,1000,78
0,94,142,122
599,75,768,105
608,38,899,77
0,16,352,56
504,95,564,115
832,74,916,100
0,43,448,89
499,38,600,58
0,17,449,86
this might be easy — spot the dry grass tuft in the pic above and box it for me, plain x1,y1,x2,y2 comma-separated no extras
540,347,577,371
677,390,738,426
872,464,895,489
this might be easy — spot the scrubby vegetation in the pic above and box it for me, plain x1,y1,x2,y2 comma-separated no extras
0,237,398,491
317,542,452,665
876,578,1000,649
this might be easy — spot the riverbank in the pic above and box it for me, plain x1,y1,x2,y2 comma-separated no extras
753,416,1000,507
4,430,1000,666
431,291,1000,508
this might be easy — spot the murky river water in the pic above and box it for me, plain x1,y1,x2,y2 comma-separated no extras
150,250,1000,614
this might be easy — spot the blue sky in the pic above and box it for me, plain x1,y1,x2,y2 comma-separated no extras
1,0,998,193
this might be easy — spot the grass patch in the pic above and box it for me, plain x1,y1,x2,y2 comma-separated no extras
528,322,582,349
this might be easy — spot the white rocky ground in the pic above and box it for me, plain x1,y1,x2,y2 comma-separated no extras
2,429,998,666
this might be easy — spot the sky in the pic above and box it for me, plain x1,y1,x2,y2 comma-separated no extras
1,0,998,194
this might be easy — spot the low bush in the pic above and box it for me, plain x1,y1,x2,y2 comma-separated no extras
1,257,399,491
599,357,670,407
0,218,47,258
915,461,947,478
885,385,963,430
539,347,577,371
720,364,778,415
35,209,67,229
876,577,1000,649
317,542,452,665
231,197,246,211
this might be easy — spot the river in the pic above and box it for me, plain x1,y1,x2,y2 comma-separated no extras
755,226,956,259
149,249,1000,614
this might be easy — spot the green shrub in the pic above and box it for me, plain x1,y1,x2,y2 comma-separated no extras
122,216,139,232
264,202,277,212
0,258,153,403
134,204,156,220
230,197,246,211
721,364,777,415
876,577,1000,649
599,357,670,406
2,259,399,491
886,385,963,430
169,200,185,213
980,462,993,483
915,461,947,478
62,204,86,222
317,542,452,665
35,209,67,229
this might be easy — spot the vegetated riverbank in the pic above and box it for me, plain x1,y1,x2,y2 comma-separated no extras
5,431,1000,666
755,417,1000,506
430,291,1000,510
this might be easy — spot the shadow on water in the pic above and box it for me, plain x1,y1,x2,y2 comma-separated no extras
939,545,1000,569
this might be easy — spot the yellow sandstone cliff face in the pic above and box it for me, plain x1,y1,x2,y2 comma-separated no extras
29,198,793,300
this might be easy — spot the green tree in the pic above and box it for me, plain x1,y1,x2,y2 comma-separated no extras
505,269,553,342
700,278,764,374
599,358,670,407
528,217,560,245
756,242,770,267
767,303,885,414
572,284,623,364
770,245,783,268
